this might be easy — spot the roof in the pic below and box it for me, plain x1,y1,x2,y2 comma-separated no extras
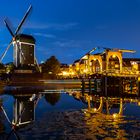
15,34,36,43
60,63,69,68
74,59,80,63
123,58,140,62
94,53,102,55
123,58,140,67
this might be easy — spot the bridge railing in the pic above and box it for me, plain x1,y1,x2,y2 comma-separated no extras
100,69,140,77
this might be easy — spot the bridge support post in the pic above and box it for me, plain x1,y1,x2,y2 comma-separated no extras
81,78,85,95
105,76,107,97
87,95,91,110
137,77,140,97
89,78,91,94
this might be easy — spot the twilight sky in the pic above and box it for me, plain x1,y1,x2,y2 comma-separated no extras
0,0,140,64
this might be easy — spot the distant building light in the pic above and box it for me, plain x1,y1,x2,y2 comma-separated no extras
48,71,52,74
71,72,75,75
83,69,88,73
131,61,137,65
62,71,69,76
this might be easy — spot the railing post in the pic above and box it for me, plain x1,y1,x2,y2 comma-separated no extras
105,74,107,97
89,77,91,94
81,78,85,95
137,77,140,97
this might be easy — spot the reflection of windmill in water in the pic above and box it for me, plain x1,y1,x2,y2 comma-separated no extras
0,5,40,72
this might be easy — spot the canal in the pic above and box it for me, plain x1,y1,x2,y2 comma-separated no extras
0,84,140,140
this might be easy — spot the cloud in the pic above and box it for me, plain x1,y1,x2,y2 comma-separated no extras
52,40,94,49
0,15,78,31
35,39,100,64
49,23,78,30
26,22,78,30
52,40,81,48
33,33,56,38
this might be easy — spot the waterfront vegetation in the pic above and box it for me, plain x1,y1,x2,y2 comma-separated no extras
0,55,61,80
41,56,61,79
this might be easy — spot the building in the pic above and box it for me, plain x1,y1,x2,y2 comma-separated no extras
123,58,140,73
13,34,35,67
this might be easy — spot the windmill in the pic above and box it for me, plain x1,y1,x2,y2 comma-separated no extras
0,5,40,72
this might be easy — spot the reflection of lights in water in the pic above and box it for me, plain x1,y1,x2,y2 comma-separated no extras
93,108,97,112
113,113,117,118
113,113,121,119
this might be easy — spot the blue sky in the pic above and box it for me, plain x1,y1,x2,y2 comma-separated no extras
0,0,140,64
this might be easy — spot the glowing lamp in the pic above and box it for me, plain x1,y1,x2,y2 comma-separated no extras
112,55,116,58
93,108,97,112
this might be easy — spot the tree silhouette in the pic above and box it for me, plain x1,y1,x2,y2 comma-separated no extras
45,93,60,106
42,56,61,78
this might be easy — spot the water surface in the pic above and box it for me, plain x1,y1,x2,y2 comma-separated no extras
0,86,140,140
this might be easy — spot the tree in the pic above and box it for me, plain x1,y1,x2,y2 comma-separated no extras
5,62,15,73
0,63,6,74
42,56,61,78
0,63,4,69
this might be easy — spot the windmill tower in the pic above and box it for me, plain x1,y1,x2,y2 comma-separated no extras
0,6,40,72
13,34,35,67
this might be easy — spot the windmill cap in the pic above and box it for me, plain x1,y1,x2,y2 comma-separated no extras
15,34,36,44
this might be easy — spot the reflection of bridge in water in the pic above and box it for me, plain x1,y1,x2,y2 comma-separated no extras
68,90,140,119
